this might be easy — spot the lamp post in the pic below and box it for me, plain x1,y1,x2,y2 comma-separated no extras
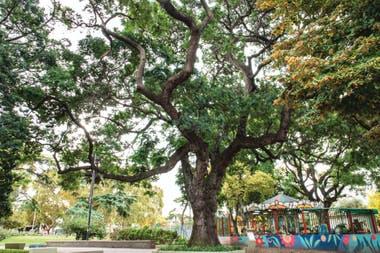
86,155,97,240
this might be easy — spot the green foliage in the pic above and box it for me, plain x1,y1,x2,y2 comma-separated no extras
5,0,378,246
159,245,241,252
0,0,48,218
92,191,136,218
0,112,40,217
221,162,277,207
0,219,22,230
111,227,179,245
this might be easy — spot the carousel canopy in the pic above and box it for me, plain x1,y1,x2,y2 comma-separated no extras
247,193,317,212
262,193,299,205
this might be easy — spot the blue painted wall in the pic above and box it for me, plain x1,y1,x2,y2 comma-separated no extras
221,234,380,253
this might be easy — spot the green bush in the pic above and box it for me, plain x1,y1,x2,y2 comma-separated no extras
62,207,106,240
111,227,180,244
0,250,28,253
159,245,241,252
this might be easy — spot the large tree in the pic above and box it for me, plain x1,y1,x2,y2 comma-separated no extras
20,0,291,245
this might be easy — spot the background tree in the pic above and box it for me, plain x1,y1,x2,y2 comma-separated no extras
368,192,380,224
280,114,374,208
220,162,277,236
121,186,165,228
9,172,76,233
20,0,291,246
0,0,55,217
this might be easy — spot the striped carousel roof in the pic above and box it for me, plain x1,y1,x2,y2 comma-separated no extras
262,193,299,205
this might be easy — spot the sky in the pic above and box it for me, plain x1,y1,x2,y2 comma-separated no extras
154,168,182,215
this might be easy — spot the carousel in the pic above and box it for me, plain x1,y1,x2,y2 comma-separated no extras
217,193,380,253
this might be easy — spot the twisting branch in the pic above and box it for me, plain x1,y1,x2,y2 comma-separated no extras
159,0,213,103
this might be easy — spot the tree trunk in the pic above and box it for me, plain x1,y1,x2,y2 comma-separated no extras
182,155,223,246
189,200,220,246
180,202,188,237
228,207,240,236
321,201,332,232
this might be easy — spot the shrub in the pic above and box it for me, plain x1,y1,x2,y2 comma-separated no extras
111,227,180,244
62,207,106,240
159,245,241,252
0,229,11,241
0,219,22,229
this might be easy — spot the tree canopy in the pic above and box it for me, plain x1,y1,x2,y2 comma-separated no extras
1,0,379,246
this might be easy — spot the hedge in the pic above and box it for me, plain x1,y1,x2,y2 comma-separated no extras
111,227,181,244
0,250,28,253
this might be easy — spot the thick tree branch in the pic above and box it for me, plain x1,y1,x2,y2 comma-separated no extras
61,143,191,183
157,0,196,30
214,105,291,171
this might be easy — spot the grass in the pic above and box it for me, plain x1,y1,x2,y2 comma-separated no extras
159,245,242,252
0,235,73,245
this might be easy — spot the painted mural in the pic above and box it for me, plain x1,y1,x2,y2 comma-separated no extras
225,234,380,253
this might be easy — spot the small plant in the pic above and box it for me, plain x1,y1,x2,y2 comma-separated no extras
159,245,241,252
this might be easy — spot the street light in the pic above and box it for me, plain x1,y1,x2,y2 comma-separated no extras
86,154,98,240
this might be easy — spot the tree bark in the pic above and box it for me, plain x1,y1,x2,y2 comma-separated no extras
189,198,220,246
228,207,240,236
320,201,332,232
182,155,222,246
